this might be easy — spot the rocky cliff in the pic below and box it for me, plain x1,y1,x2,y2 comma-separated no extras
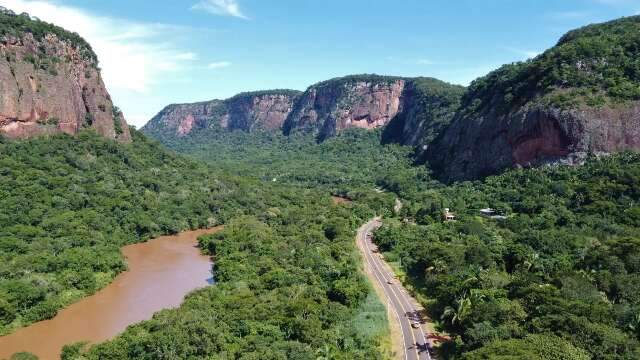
283,75,407,141
142,90,301,140
381,78,465,160
0,11,130,142
427,16,640,181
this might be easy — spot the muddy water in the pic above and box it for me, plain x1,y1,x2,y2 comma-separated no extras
0,227,221,360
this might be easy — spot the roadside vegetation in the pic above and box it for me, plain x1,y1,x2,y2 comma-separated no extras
153,125,640,358
374,153,640,359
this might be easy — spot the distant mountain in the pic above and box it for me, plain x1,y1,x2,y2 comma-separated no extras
427,15,640,181
143,74,464,148
141,90,302,142
0,9,130,142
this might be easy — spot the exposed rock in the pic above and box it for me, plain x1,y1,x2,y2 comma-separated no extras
427,16,640,181
428,103,640,181
0,30,130,142
283,75,406,141
381,78,465,160
142,91,301,140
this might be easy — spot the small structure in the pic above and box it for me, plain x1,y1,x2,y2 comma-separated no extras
480,208,507,221
443,208,456,222
480,208,496,217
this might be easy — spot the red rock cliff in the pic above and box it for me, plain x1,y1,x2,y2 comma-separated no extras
142,91,301,139
0,32,130,142
283,76,406,140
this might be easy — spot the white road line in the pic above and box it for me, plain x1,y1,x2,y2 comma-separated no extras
358,224,412,360
362,222,432,360
360,222,421,360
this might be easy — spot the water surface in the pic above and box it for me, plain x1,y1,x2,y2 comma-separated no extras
0,227,220,360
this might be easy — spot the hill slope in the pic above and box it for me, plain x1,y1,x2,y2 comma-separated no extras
427,16,640,181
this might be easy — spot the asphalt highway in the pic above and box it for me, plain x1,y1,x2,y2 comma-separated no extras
356,218,432,360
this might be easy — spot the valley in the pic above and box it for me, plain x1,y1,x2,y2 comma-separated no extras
1,6,640,360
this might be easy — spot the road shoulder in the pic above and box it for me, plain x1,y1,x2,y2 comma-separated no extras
356,219,404,360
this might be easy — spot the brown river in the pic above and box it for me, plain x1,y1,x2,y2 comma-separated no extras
0,227,221,360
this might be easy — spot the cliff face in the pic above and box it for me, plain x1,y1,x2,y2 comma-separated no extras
427,16,640,181
283,76,406,141
428,103,640,181
142,91,301,140
0,17,130,142
380,78,465,160
226,93,299,132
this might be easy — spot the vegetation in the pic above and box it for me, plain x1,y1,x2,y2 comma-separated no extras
154,127,427,194
374,153,640,359
311,74,406,89
0,129,396,358
228,89,303,101
79,192,391,359
461,15,640,116
0,9,97,63
382,77,465,157
0,130,243,334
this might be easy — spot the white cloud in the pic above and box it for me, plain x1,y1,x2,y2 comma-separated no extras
208,61,232,69
192,0,248,19
1,0,200,127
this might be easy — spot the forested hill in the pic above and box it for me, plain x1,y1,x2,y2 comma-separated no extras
427,15,640,181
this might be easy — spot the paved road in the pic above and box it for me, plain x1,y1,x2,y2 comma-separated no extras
357,218,432,360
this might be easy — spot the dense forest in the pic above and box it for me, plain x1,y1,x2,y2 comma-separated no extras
374,153,640,359
461,15,640,116
75,188,392,359
0,129,398,359
149,126,640,358
0,130,244,334
159,127,428,195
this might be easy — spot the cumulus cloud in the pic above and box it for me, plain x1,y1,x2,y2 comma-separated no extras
2,0,197,94
192,0,248,19
208,61,232,69
1,0,205,127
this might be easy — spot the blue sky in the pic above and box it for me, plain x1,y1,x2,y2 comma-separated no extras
3,0,640,127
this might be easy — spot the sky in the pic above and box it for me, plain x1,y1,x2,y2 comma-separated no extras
2,0,640,128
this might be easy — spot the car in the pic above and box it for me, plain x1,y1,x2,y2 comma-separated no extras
386,279,393,284
411,321,421,329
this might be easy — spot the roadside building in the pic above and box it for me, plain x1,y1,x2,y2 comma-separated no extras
443,208,456,222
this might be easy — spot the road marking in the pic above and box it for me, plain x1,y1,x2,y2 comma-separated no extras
360,222,424,360
357,224,411,360
361,222,432,360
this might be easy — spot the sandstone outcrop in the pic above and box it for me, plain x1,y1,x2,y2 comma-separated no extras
0,12,130,141
427,16,640,181
428,103,640,181
142,91,301,140
283,75,406,141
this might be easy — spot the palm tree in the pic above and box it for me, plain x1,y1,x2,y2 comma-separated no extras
441,292,472,325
